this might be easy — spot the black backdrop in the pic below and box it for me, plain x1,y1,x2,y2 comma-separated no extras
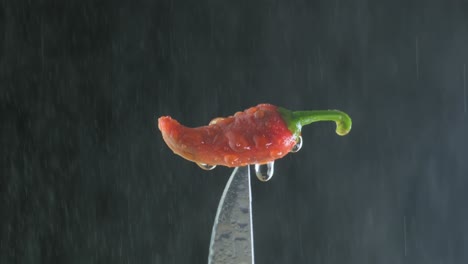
2,0,468,263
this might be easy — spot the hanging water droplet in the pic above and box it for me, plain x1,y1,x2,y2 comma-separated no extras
255,162,274,182
290,136,303,153
197,163,216,170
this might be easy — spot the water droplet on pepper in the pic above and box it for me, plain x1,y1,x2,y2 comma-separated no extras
223,155,240,166
253,135,272,149
226,131,250,152
290,136,303,153
254,109,265,119
270,150,283,157
255,162,274,182
209,117,225,125
197,163,216,170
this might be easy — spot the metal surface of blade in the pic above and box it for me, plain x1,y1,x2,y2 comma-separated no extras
208,166,254,264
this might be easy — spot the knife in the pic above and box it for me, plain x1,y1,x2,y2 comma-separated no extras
208,166,254,264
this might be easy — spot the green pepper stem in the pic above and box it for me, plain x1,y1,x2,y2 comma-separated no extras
278,107,352,137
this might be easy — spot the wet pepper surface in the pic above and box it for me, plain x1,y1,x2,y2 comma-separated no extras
158,104,296,167
158,103,352,168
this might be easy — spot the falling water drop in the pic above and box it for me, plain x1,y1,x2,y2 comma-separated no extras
254,162,274,182
197,163,217,170
290,136,303,153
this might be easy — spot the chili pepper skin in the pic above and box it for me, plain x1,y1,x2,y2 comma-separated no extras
158,104,351,168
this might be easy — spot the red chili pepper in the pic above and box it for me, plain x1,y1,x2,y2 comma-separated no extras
158,104,351,168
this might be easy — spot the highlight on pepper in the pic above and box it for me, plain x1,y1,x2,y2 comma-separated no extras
157,104,352,175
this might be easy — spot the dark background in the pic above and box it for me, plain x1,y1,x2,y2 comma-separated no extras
2,0,468,263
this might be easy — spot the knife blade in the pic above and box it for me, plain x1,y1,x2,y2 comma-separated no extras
208,166,254,264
